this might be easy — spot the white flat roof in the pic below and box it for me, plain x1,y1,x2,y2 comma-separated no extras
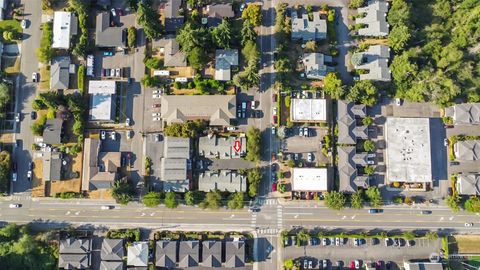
90,94,113,121
52,12,74,49
88,80,116,94
292,168,329,191
385,117,433,183
291,98,327,121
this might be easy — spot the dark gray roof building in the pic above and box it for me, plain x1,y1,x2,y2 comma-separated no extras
58,253,91,269
225,241,245,268
101,238,124,261
50,56,70,90
178,241,199,268
302,53,334,80
198,135,246,159
445,103,480,125
95,12,126,48
352,45,391,81
152,37,187,67
215,49,239,81
204,4,234,27
99,261,124,270
156,240,177,268
43,151,62,182
356,0,389,37
164,0,184,32
43,118,63,145
201,241,222,267
338,146,369,193
199,170,246,192
161,137,191,192
337,100,367,145
291,10,327,41
60,238,92,253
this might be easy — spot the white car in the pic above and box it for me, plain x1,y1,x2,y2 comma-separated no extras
271,127,276,135
465,222,473,227
226,126,236,131
125,118,131,126
307,152,313,162
153,94,161,99
367,159,375,165
273,107,277,116
111,8,117,17
152,89,162,94
9,203,21,208
15,113,20,122
21,19,27,29
32,72,38,82
153,117,161,121
27,170,32,179
367,153,376,158
126,130,133,140
251,101,257,109
110,131,116,140
395,98,402,106
115,68,121,78
152,112,161,117
100,130,106,140
101,205,113,210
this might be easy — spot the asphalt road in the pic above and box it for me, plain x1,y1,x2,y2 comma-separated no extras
12,0,42,193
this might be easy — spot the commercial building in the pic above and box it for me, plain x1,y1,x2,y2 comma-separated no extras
302,53,334,80
351,45,391,81
82,138,121,191
164,0,184,32
337,100,367,145
457,174,480,195
355,0,389,37
161,95,236,126
127,242,148,267
291,98,328,122
338,146,369,193
291,168,330,192
215,49,239,81
88,80,116,122
161,137,191,192
52,12,78,49
291,10,327,41
198,170,246,192
198,135,246,159
403,261,443,270
152,37,187,67
43,118,64,145
445,103,480,125
95,12,126,48
50,56,71,90
385,117,433,183
454,140,480,161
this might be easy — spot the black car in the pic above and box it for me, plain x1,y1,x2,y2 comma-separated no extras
12,163,17,172
30,111,37,120
28,162,34,170
368,209,383,214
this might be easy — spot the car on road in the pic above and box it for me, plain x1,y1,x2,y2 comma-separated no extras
30,111,37,120
12,172,17,182
152,104,161,108
248,206,260,213
29,162,34,170
12,163,16,172
27,170,32,181
155,134,161,142
9,203,21,208
32,72,39,82
15,113,20,122
307,152,313,162
444,138,449,146
110,131,116,140
152,112,161,117
101,205,113,210
100,130,106,140
368,209,382,214
444,124,454,128
272,115,277,125
21,19,27,29
125,118,131,126
103,51,113,56
271,127,276,135
126,130,133,140
153,117,161,121
465,222,473,227
420,210,432,214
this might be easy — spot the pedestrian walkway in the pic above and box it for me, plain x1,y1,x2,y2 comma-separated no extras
6,193,31,201
277,204,283,229
257,228,278,235
257,198,278,206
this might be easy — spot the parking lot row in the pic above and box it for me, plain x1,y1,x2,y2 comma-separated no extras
285,236,422,248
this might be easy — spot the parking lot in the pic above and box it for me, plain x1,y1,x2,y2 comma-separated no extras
283,126,329,165
143,86,163,133
284,236,441,270
144,133,164,191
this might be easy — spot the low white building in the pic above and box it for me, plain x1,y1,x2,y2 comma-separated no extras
291,98,328,122
52,11,78,49
88,80,116,121
291,168,330,192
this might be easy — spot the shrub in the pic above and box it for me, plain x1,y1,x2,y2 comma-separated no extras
127,27,136,48
77,65,85,93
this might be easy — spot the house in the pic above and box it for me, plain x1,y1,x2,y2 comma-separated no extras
43,151,62,182
43,118,63,145
291,98,328,122
291,168,330,192
444,103,480,125
58,238,92,270
127,242,148,267
156,240,177,268
81,138,121,191
355,0,389,37
88,80,116,122
99,261,124,270
164,0,184,32
454,140,480,161
204,4,234,27
302,53,334,80
101,238,124,261
198,135,246,159
52,12,78,49
161,95,236,126
291,10,327,41
338,146,369,193
215,49,239,81
152,37,187,67
403,261,444,270
456,174,480,195
95,12,126,48
178,241,199,268
161,137,191,192
199,170,247,192
201,241,222,267
337,100,367,144
385,118,433,184
225,241,245,268
50,56,71,90
351,45,391,81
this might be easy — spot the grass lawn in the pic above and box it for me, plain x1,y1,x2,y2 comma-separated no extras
39,66,50,90
0,20,22,42
455,235,480,254
2,56,20,74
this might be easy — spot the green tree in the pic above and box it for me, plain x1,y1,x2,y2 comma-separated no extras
351,190,364,209
323,73,344,99
0,151,11,193
164,191,179,209
363,140,375,152
446,194,460,212
347,80,378,106
77,65,85,93
287,159,295,168
349,0,365,8
0,83,11,111
212,19,232,48
188,47,207,70
364,166,375,175
36,23,54,64
142,191,161,207
242,4,262,26
31,115,47,136
389,24,411,52
144,57,163,69
199,190,222,209
128,27,137,48
365,187,382,207
137,0,163,39
111,181,135,205
241,40,259,65
402,231,416,241
185,191,203,205
3,31,14,41
241,19,257,45
464,197,480,213
296,229,311,243
284,259,294,270
177,23,209,53
227,192,245,209
242,62,260,86
362,116,374,126
247,168,262,197
425,231,438,240
387,0,411,27
325,191,346,210
245,127,261,162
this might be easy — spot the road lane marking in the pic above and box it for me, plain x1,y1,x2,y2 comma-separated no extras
65,211,70,215
150,213,155,216
449,216,454,220
342,215,346,220
351,215,356,219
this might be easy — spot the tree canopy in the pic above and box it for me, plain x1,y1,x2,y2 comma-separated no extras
325,191,346,210
142,191,161,207
227,192,245,209
245,127,261,162
323,73,344,100
164,191,179,209
242,4,262,26
346,80,378,106
137,0,163,39
211,19,232,48
199,190,222,209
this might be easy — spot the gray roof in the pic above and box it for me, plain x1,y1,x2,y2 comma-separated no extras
291,10,327,41
337,100,367,144
161,158,187,182
225,241,245,268
82,138,118,191
50,56,70,90
154,37,186,67
353,45,391,81
403,261,443,270
457,174,480,195
164,136,190,159
454,140,480,161
43,151,62,182
162,137,190,191
127,242,148,267
178,241,199,268
356,0,389,37
201,241,222,267
59,253,90,269
163,179,190,192
100,261,124,270
338,146,369,193
205,4,234,27
302,53,334,79
43,118,63,145
161,95,236,126
101,238,124,261
60,238,91,254
155,241,177,268
447,103,480,125
199,135,246,159
199,170,247,192
165,0,184,32
95,12,126,48
215,49,239,81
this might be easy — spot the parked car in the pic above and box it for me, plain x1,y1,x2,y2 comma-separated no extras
307,152,313,162
32,72,39,82
335,237,340,246
294,153,299,160
152,112,161,117
100,130,106,140
367,159,375,165
115,68,121,77
273,107,277,116
322,259,328,269
384,238,390,246
103,51,113,56
272,93,277,102
110,131,116,140
126,130,133,140
354,238,359,246
350,261,356,270
465,222,473,227
15,113,20,122
395,98,402,106
155,134,161,142
322,238,327,246
367,153,376,158
303,127,309,137
271,182,277,192
29,162,34,170
153,117,161,121
355,260,361,269
30,111,37,120
125,118,131,126
444,138,449,146
27,170,32,181
226,126,236,131
450,161,460,166
110,68,115,77
271,127,276,135
251,100,257,109
110,8,117,17
272,115,277,125
152,104,161,108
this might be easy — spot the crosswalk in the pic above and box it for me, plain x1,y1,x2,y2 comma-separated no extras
257,198,278,206
8,193,31,201
277,205,283,228
256,228,278,235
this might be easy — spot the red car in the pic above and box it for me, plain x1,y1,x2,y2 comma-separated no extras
271,182,277,192
272,93,277,102
350,261,355,270
272,115,277,125
152,104,161,108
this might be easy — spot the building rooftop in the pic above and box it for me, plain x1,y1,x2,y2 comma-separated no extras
164,136,190,159
152,37,187,67
337,100,367,144
291,10,327,41
60,238,91,254
52,12,77,49
95,12,126,48
403,261,444,270
215,49,239,81
50,56,71,90
225,241,245,268
291,168,330,191
161,95,236,126
43,118,63,145
43,151,62,182
205,4,234,27
445,103,480,125
457,174,480,195
338,146,369,193
100,238,124,261
291,98,327,122
302,53,334,79
198,135,246,159
127,242,148,267
82,138,118,191
454,140,480,161
164,0,184,32
178,241,199,268
155,240,177,268
58,253,90,270
88,80,116,94
99,261,123,270
201,241,222,268
385,117,433,183
89,81,117,122
356,0,389,37
199,170,247,192
352,45,391,81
